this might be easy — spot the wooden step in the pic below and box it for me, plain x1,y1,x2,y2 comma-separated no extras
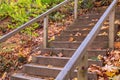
88,72,97,80
32,56,70,67
78,13,102,19
49,41,108,49
60,30,108,36
11,72,97,80
39,48,106,58
67,22,109,30
77,10,120,19
23,64,62,78
73,19,98,25
11,73,45,80
55,35,108,41
32,56,103,67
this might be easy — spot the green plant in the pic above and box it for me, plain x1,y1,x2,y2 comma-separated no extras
101,0,112,6
50,12,65,22
0,0,64,35
81,0,94,10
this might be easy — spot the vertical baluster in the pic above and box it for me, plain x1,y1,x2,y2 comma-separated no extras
74,0,78,19
44,16,48,48
77,52,88,80
109,8,115,49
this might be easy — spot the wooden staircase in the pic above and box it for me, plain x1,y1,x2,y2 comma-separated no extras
10,8,116,80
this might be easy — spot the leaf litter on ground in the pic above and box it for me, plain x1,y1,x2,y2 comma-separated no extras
88,50,120,80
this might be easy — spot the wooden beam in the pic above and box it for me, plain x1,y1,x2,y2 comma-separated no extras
43,16,49,48
109,8,115,49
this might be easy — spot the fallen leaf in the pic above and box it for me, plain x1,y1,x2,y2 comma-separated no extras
49,77,54,80
75,32,81,36
105,71,116,77
57,52,63,57
48,36,55,42
73,78,78,80
2,72,7,79
98,55,104,60
48,65,53,68
44,53,49,56
28,56,32,62
68,37,74,42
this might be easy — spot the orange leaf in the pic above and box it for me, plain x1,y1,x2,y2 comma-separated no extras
2,72,7,79
68,37,74,42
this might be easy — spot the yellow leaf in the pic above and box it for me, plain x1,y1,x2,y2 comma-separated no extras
48,65,53,68
73,78,78,80
2,72,7,79
105,71,116,77
97,55,103,60
49,77,54,80
48,36,55,42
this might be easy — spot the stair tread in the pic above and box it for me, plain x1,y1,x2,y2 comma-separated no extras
12,72,97,80
50,41,108,49
38,48,106,57
12,73,45,80
41,47,107,51
36,55,70,59
24,63,63,70
24,64,62,77
32,55,103,67
51,40,107,43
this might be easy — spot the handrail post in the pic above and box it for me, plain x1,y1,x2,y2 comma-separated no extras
109,8,115,49
43,16,48,48
77,52,88,80
74,0,78,19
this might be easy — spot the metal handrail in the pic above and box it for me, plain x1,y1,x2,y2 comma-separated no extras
0,0,73,43
56,0,118,80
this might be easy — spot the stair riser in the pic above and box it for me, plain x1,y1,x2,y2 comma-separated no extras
49,41,108,49
74,20,98,25
68,23,109,30
55,36,108,42
88,72,97,80
78,14,102,19
87,50,106,58
32,56,103,67
61,30,108,36
32,56,69,67
39,48,106,58
24,65,99,79
78,12,120,19
11,72,97,80
11,77,28,80
23,65,61,78
39,48,75,57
